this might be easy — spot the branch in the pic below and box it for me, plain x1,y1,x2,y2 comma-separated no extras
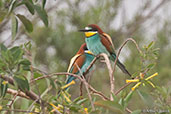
99,53,114,101
7,88,30,99
112,38,142,77
112,38,142,95
0,109,39,114
76,64,95,110
32,72,109,101
0,74,40,103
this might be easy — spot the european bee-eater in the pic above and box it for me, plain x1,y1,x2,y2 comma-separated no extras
65,43,94,88
79,24,131,77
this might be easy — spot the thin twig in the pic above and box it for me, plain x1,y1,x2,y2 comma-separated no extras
76,64,95,111
112,38,142,78
114,83,131,95
0,109,39,114
31,72,109,101
7,90,20,108
80,82,83,96
112,38,142,96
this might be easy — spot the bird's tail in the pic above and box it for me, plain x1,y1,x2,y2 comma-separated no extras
57,76,75,98
111,53,132,77
117,60,131,77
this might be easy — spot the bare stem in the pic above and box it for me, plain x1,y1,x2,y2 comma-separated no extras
99,53,114,101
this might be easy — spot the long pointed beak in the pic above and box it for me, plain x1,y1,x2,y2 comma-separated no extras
79,29,90,32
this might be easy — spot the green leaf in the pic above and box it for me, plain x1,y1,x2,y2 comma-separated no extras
119,98,124,107
14,76,30,92
25,0,35,15
94,100,124,114
73,96,83,103
131,110,141,114
0,43,7,52
8,0,18,14
34,5,48,27
0,11,6,23
0,80,8,98
10,46,23,60
11,14,18,39
42,0,46,8
76,98,87,105
124,91,134,104
22,65,30,71
147,41,154,50
69,105,80,112
33,72,42,78
147,63,155,69
16,14,33,32
112,93,119,103
19,59,31,65
137,90,153,107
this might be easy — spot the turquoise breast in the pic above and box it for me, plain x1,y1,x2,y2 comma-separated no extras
85,34,110,56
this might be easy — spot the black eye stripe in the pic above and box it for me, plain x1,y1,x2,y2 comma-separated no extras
91,28,98,31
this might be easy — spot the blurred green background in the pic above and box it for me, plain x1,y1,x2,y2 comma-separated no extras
0,0,171,113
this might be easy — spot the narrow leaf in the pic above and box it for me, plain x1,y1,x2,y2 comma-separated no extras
25,1,35,15
147,41,154,49
124,91,134,104
42,0,46,8
34,5,48,27
16,14,33,32
76,98,87,105
11,14,18,39
0,80,8,97
8,1,18,14
147,63,155,69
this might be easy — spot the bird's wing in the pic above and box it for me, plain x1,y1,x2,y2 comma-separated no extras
102,33,115,51
100,33,115,54
67,54,81,72
67,54,86,74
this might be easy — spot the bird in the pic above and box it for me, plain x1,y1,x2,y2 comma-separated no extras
79,24,131,77
65,43,95,89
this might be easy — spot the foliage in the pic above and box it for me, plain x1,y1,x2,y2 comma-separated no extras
0,0,171,114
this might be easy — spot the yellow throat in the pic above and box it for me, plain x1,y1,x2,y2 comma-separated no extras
85,32,97,37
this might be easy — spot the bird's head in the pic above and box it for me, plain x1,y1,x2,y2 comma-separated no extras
76,43,93,55
79,24,103,37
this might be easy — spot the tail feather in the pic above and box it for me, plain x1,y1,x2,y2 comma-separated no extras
57,76,75,98
111,53,131,77
66,76,76,85
117,60,131,77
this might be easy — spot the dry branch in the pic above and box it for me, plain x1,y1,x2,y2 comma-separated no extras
0,74,40,103
7,88,30,99
99,53,114,101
